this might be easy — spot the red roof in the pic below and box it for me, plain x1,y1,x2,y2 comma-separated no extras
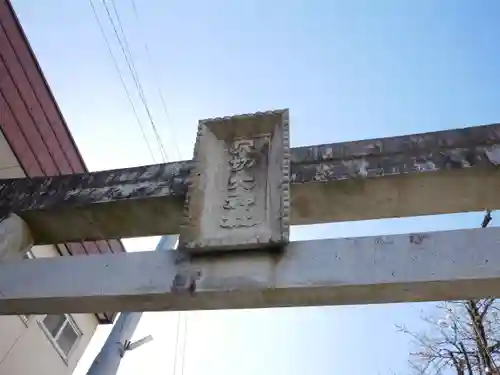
0,0,124,323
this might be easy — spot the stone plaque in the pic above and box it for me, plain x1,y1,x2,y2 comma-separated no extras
178,109,290,253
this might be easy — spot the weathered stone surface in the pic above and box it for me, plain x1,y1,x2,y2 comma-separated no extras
0,214,33,261
0,122,499,244
178,110,290,252
3,226,500,314
0,162,191,244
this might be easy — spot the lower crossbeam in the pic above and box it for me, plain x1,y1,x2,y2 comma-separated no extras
0,226,499,314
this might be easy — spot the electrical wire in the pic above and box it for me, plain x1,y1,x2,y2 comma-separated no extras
171,307,189,375
0,325,26,370
115,3,186,373
179,313,189,375
109,0,139,88
101,0,170,163
102,0,166,162
91,3,185,372
171,312,182,375
129,0,182,160
88,0,157,163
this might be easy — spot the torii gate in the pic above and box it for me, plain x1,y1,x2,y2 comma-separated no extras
1,109,500,315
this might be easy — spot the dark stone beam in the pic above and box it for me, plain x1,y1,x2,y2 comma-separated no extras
2,123,500,244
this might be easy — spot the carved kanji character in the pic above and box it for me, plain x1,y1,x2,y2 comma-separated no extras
227,172,255,191
223,194,255,210
220,214,257,228
228,140,256,171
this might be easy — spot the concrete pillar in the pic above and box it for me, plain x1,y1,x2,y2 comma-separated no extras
0,214,33,262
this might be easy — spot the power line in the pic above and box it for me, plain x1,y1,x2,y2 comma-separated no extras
179,313,189,375
88,0,156,163
101,0,170,162
129,0,182,160
109,0,139,86
171,312,189,375
118,5,186,371
171,312,182,375
103,0,168,162
91,4,185,373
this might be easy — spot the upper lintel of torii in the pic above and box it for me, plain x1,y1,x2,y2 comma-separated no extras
0,109,500,247
3,109,500,315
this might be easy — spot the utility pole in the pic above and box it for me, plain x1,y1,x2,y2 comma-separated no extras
86,235,178,375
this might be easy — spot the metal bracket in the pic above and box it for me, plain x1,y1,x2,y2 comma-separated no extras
121,335,154,357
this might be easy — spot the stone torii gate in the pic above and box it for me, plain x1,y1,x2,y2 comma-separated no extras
1,109,500,315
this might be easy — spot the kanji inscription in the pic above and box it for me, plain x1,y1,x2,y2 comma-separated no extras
178,110,290,253
220,138,260,229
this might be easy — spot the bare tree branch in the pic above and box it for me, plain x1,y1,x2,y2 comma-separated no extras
398,300,500,374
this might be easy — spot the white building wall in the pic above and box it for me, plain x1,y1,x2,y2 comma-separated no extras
0,313,97,374
0,244,98,375
0,133,99,375
0,130,24,179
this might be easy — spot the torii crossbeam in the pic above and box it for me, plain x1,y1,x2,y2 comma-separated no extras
1,109,500,314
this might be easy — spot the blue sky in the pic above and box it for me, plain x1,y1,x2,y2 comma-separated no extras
11,0,500,374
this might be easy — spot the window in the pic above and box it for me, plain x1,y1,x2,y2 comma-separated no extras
40,314,82,360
